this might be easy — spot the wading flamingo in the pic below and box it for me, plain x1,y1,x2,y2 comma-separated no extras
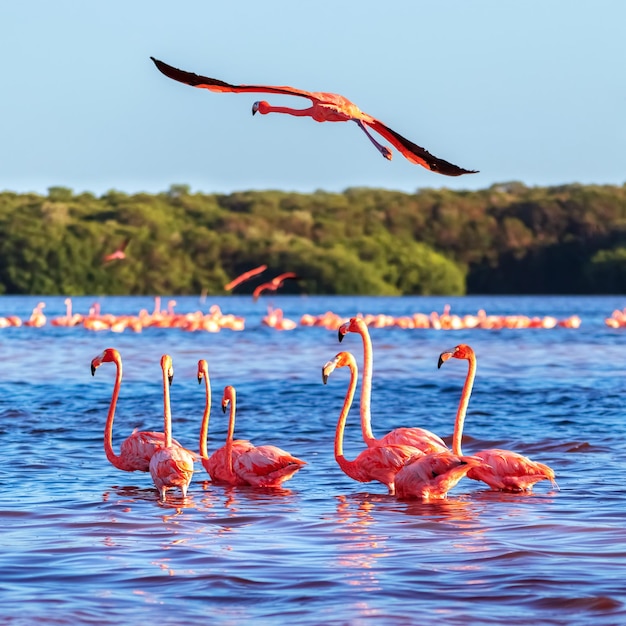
219,385,306,487
438,344,557,492
252,272,300,301
224,264,267,291
103,238,130,263
91,348,182,472
150,57,477,177
338,317,448,453
149,355,195,500
323,351,424,495
197,359,254,485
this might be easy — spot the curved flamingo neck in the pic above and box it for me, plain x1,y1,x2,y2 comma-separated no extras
451,353,476,456
103,353,125,469
334,359,359,475
198,365,211,458
161,360,172,448
354,321,376,446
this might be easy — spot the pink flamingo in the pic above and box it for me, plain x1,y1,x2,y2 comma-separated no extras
149,355,195,500
323,351,424,495
197,359,254,485
103,238,130,263
252,272,300,301
224,264,267,291
338,317,448,453
150,57,477,177
218,385,306,487
438,344,557,492
394,348,484,500
90,348,181,472
24,302,46,327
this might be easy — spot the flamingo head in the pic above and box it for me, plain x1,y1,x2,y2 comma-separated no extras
197,359,208,384
337,316,364,342
251,101,269,116
322,351,355,384
222,385,235,413
161,354,174,386
438,344,475,368
90,347,119,375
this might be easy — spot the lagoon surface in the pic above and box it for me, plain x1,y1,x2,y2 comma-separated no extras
1,294,626,625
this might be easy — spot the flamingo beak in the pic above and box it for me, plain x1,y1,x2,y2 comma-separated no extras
90,363,97,376
252,101,259,116
438,351,454,369
322,367,329,385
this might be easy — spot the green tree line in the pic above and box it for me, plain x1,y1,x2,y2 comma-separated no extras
0,181,625,295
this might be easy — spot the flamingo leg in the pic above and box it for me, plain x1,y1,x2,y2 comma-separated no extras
354,120,392,160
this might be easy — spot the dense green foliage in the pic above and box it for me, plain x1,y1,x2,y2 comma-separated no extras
0,181,625,295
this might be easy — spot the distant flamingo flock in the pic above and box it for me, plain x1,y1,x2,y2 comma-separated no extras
89,313,559,502
0,296,594,334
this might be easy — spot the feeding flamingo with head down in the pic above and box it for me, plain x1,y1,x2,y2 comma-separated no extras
150,57,477,177
338,317,448,454
149,354,195,501
217,385,306,487
438,344,557,493
322,351,425,495
91,348,183,472
197,359,255,485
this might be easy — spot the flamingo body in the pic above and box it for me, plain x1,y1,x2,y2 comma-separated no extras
323,351,423,495
467,449,556,493
150,57,477,177
338,317,448,454
395,452,482,500
233,445,307,487
253,272,300,300
91,347,181,472
439,344,556,493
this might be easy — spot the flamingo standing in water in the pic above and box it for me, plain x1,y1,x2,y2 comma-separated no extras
438,344,557,492
197,359,254,485
252,272,300,301
338,317,448,453
323,351,424,495
149,355,195,500
224,264,267,291
90,348,181,472
218,385,306,487
150,57,477,176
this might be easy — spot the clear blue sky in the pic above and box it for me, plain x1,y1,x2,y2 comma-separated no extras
2,1,625,197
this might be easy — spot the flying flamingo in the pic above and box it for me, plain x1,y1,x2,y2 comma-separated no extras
338,317,448,453
218,385,306,487
103,238,130,263
224,264,267,291
150,57,477,177
322,351,424,495
90,347,181,472
197,359,254,485
252,272,300,301
149,355,195,500
438,344,557,492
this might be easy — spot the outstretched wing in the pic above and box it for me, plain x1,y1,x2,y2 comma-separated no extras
151,57,315,101
366,119,478,176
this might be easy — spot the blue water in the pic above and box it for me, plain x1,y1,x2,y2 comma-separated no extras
1,294,626,625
